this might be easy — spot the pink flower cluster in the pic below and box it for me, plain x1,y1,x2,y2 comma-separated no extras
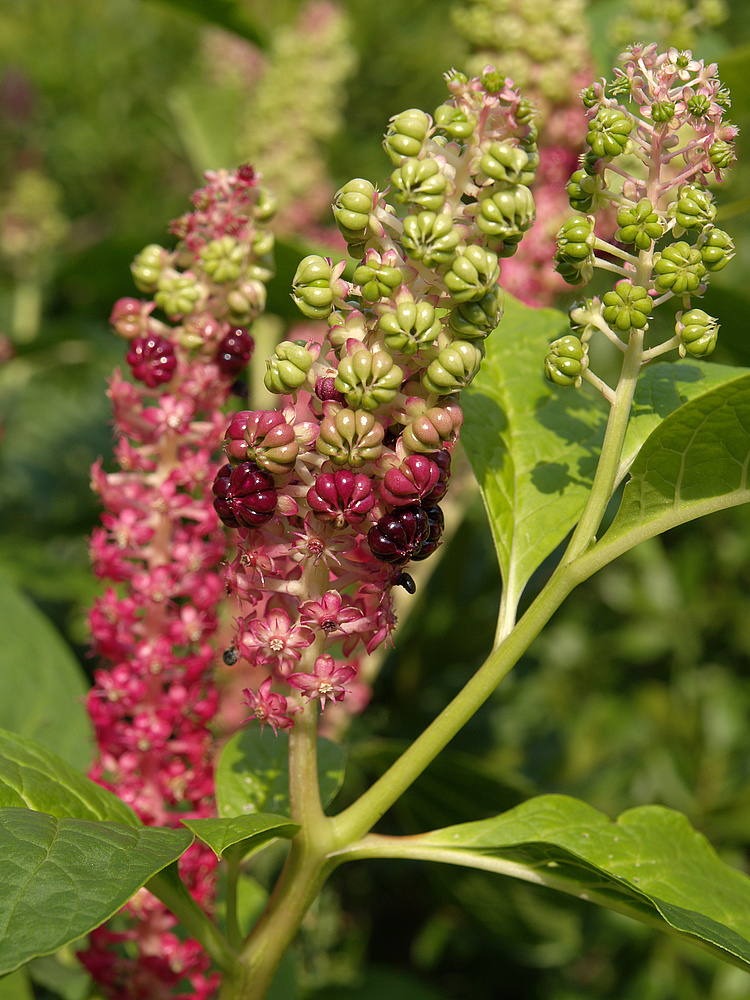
82,167,276,999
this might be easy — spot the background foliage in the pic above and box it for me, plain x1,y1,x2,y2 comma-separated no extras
2,1,750,997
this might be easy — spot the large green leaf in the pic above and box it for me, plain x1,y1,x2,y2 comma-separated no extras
593,373,750,565
215,728,346,819
0,728,138,827
380,794,750,970
0,572,93,770
0,808,193,976
619,360,750,483
462,296,608,615
182,814,299,860
146,0,269,47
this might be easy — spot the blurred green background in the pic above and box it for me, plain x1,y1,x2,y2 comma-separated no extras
2,1,750,998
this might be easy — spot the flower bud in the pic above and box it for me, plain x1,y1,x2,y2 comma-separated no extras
544,335,588,388
676,308,719,357
390,157,448,212
264,341,315,394
384,108,431,165
335,347,404,410
443,245,500,302
421,340,484,395
316,406,385,466
602,280,652,332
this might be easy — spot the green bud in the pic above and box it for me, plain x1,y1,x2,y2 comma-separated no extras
402,210,462,269
653,242,707,295
131,244,166,294
586,107,634,159
581,84,601,110
700,228,734,272
651,100,675,123
199,236,245,284
264,341,314,394
316,406,385,466
670,184,716,232
384,108,431,165
476,184,535,240
422,340,484,394
615,199,663,250
378,299,442,355
544,335,588,388
443,245,501,303
448,286,504,340
676,308,719,358
433,103,474,140
335,348,404,410
602,280,652,332
390,157,448,212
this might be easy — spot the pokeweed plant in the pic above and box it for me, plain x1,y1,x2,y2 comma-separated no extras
2,44,750,1000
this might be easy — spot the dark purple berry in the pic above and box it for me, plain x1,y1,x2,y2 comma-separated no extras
216,327,254,377
212,461,277,529
307,470,376,526
315,375,346,404
367,505,430,564
422,449,451,504
126,334,177,388
411,504,444,561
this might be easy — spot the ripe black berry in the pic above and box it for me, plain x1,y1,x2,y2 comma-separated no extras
367,505,429,564
411,504,444,560
212,462,277,529
216,327,254,377
126,334,177,387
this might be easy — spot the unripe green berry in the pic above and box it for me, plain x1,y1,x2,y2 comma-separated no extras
676,308,719,358
443,245,500,303
615,199,663,250
653,242,706,295
651,100,675,123
709,139,735,171
333,179,376,242
390,158,448,212
154,271,203,318
476,184,535,240
292,254,337,319
400,401,462,454
700,228,734,272
433,103,474,140
384,109,431,165
200,236,245,284
448,286,504,340
335,348,404,410
131,244,166,294
544,335,588,388
264,341,314,394
254,187,278,222
316,406,385,466
586,107,634,159
554,215,595,285
480,142,530,186
686,94,711,118
402,211,462,269
352,261,404,303
378,300,442,355
670,184,716,232
422,340,484,394
566,169,603,213
602,280,652,332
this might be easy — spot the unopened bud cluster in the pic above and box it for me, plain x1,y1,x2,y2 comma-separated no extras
214,69,538,731
547,44,736,389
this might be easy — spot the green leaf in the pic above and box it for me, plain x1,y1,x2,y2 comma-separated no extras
597,373,750,562
182,814,299,859
0,808,193,976
146,0,269,47
402,795,750,970
462,296,608,614
0,728,139,827
0,967,34,1000
620,360,750,483
0,572,93,770
215,728,346,818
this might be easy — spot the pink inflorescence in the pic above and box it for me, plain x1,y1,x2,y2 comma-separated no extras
82,166,276,999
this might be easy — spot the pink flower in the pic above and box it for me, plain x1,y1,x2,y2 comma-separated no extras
242,678,294,733
287,655,356,709
237,606,314,672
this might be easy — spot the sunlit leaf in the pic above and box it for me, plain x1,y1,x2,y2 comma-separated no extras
182,814,299,859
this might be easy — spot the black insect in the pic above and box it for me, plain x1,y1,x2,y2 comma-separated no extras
222,646,239,666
